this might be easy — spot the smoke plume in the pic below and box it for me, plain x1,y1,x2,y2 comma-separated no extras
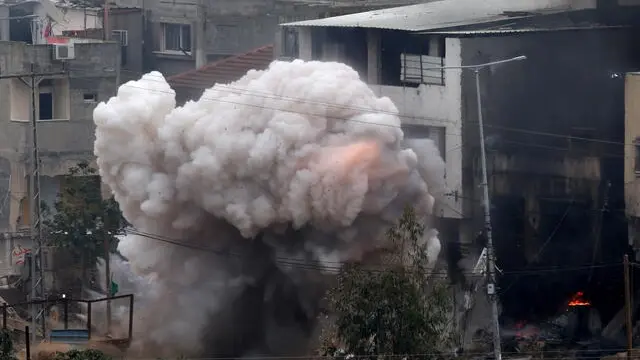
92,60,446,357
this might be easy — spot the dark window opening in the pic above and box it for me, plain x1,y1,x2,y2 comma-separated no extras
282,27,299,59
39,93,53,120
9,8,33,43
381,33,446,87
83,93,97,103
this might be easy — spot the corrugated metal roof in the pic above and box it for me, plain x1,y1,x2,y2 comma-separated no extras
281,0,592,32
421,25,628,36
167,45,274,90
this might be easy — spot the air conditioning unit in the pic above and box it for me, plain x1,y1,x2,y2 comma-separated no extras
111,30,128,46
54,44,75,60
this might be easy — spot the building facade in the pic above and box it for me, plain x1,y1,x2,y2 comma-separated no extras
104,0,426,80
0,40,120,275
281,0,640,338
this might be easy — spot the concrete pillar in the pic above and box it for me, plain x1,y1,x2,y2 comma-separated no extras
298,27,312,60
366,29,381,85
194,0,207,69
0,7,9,41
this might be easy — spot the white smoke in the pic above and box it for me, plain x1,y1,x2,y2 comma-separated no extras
92,60,446,357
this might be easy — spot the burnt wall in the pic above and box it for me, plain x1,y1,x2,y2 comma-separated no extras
459,29,639,322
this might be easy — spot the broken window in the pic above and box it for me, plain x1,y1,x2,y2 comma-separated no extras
162,23,191,53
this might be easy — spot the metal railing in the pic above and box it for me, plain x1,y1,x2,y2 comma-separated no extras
1,294,134,343
400,53,445,86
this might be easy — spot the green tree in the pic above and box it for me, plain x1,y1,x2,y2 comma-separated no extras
0,329,17,360
319,207,453,359
43,161,126,295
53,349,111,360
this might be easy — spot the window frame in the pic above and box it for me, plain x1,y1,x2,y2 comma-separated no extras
160,23,192,55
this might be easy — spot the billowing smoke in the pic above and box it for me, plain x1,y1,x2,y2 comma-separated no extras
92,60,446,357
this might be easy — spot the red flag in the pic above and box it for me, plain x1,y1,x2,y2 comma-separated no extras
43,18,52,38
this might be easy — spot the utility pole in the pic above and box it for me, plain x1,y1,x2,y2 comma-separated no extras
103,216,111,336
103,0,110,41
0,67,67,342
422,55,527,360
624,254,633,359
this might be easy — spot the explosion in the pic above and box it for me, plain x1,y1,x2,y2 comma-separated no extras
92,60,446,357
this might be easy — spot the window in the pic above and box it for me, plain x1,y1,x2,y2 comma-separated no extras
83,93,97,103
11,78,70,121
282,27,299,59
400,36,446,86
112,30,129,66
402,124,446,160
37,79,70,121
162,23,191,53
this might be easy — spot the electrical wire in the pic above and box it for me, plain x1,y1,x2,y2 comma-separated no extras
98,67,634,151
124,227,622,277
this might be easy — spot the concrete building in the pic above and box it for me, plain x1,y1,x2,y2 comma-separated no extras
104,0,426,79
281,0,640,336
624,74,640,256
0,40,120,276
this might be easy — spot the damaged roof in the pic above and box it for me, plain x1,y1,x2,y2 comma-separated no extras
281,0,596,32
167,45,274,90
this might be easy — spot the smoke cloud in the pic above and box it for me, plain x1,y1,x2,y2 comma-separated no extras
92,60,446,357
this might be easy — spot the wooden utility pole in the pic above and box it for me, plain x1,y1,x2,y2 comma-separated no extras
624,254,633,359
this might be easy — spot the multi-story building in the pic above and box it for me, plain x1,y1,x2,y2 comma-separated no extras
0,39,120,276
104,0,426,80
281,0,640,341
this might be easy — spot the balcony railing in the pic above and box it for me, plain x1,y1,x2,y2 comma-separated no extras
400,53,445,86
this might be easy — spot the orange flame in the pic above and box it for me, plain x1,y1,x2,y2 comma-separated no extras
568,291,591,306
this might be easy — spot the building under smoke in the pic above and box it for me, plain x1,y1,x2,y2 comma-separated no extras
91,60,446,357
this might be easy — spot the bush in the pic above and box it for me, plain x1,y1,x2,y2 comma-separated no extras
52,349,111,360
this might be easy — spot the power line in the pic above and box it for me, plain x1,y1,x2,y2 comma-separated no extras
94,67,632,150
124,227,622,276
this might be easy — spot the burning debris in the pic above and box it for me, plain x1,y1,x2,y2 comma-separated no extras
92,60,446,358
568,292,591,307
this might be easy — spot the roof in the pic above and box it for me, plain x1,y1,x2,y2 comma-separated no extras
281,0,594,32
167,45,274,90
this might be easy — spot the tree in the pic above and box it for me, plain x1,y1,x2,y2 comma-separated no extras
319,207,454,359
43,161,126,296
0,329,17,360
53,349,111,360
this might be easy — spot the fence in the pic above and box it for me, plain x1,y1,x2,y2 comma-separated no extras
1,294,134,344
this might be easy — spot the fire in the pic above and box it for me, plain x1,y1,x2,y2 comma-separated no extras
568,291,591,306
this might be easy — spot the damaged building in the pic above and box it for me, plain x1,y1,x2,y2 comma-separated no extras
280,0,640,348
0,36,120,290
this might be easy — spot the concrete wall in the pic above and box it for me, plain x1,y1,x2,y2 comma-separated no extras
0,41,120,233
108,8,144,83
370,37,464,219
625,73,640,217
141,0,424,76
